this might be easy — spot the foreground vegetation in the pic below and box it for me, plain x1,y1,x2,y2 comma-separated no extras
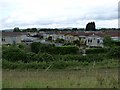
2,41,119,88
2,58,118,70
2,42,119,70
3,69,118,88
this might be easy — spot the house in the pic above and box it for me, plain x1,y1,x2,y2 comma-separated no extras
64,32,79,42
104,31,120,41
42,32,54,40
1,30,116,47
2,32,27,45
56,33,65,40
86,33,103,48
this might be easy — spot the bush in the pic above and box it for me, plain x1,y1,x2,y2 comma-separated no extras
84,54,104,62
107,46,120,58
61,55,81,61
52,46,79,55
86,48,108,54
53,54,104,62
2,60,49,69
111,41,120,46
31,42,55,54
35,53,54,62
2,47,36,63
31,42,41,53
31,42,79,55
52,61,68,69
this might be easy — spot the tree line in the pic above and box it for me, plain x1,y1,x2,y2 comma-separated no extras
12,22,119,32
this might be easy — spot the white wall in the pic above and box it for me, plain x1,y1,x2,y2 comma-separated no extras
86,35,103,47
2,36,21,44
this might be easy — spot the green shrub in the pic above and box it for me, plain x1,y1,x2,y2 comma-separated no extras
35,53,54,62
111,41,120,46
107,46,120,58
53,54,104,62
2,60,49,69
61,55,81,61
2,47,36,63
53,46,79,55
30,42,41,53
3,48,25,62
86,48,108,54
31,42,79,55
31,42,55,54
52,61,68,69
77,54,104,62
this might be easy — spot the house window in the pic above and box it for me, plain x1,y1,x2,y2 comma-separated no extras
90,39,92,43
2,38,5,42
88,39,90,43
97,39,100,44
83,37,85,39
88,39,92,43
13,40,16,44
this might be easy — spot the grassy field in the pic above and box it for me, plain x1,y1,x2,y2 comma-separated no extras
2,68,118,88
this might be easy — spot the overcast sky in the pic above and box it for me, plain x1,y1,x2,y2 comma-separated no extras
0,0,119,30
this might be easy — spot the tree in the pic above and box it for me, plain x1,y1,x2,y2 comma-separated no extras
86,22,96,31
107,46,120,58
22,28,37,32
3,47,28,62
31,42,40,53
73,40,80,47
31,28,37,32
103,35,113,47
13,27,20,32
55,38,65,43
47,36,52,41
35,53,54,62
72,28,78,31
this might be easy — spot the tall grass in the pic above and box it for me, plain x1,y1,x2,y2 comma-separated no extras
2,69,118,88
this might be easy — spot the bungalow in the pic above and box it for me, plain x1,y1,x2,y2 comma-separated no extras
2,32,27,45
64,33,79,42
105,31,120,41
86,33,103,48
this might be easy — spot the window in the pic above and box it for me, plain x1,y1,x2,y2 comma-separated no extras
2,38,5,42
13,40,16,44
88,39,90,43
90,39,92,43
83,37,85,39
88,39,92,43
97,39,100,44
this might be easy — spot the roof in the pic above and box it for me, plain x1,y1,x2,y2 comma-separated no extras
2,31,120,37
103,31,120,37
2,32,27,37
70,31,120,37
87,34,102,38
62,31,104,37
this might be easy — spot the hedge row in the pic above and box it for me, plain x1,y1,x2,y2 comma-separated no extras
1,60,94,69
2,48,54,63
107,46,120,58
31,42,79,54
3,44,119,63
2,47,105,63
3,48,105,63
86,48,108,54
54,54,105,62
2,59,118,69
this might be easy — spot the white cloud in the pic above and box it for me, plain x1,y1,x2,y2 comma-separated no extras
0,0,119,30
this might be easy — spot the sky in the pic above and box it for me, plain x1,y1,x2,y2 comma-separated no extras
0,0,119,30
